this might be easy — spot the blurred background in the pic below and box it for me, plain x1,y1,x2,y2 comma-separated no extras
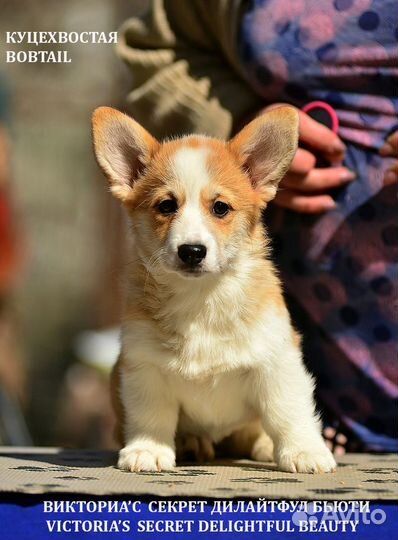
0,0,149,448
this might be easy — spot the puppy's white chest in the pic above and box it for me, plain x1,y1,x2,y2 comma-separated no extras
166,306,288,379
173,370,254,440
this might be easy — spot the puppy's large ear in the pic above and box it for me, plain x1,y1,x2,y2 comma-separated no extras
229,106,299,203
92,107,159,201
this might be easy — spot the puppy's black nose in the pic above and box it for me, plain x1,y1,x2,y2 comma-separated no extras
178,244,207,266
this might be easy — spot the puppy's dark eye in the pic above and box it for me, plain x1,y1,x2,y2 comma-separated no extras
213,200,230,218
157,199,177,215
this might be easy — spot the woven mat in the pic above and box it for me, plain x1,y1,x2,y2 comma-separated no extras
0,448,396,500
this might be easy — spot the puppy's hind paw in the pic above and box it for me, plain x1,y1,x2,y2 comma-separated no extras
118,443,176,472
251,432,274,462
176,434,215,463
277,444,336,474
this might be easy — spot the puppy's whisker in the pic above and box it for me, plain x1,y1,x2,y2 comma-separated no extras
142,247,167,292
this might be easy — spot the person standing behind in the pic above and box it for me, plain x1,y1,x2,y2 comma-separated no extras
115,0,397,453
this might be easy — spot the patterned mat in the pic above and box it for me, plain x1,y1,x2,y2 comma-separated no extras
0,448,396,500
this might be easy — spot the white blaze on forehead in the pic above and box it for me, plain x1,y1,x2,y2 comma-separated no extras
169,145,218,262
171,145,211,200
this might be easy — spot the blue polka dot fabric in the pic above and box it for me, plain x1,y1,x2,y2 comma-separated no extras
239,0,397,149
238,0,398,451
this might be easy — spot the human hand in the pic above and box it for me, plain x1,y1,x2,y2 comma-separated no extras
260,104,355,214
379,131,398,185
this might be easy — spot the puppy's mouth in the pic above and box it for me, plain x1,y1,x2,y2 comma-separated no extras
159,253,219,278
176,264,209,278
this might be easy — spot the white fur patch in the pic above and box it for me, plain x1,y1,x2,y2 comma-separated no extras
166,146,220,272
172,146,210,200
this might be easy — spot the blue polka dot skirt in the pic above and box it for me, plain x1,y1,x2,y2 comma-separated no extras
239,0,398,451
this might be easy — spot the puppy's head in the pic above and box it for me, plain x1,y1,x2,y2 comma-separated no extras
92,106,298,278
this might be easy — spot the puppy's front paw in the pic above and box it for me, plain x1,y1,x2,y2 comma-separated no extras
277,443,336,474
118,442,176,472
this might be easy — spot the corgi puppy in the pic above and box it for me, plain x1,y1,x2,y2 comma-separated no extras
92,106,336,474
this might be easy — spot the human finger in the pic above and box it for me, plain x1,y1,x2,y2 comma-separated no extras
282,166,355,192
274,189,336,213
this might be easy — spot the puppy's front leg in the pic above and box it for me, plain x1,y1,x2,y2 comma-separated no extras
117,361,178,472
253,350,336,474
